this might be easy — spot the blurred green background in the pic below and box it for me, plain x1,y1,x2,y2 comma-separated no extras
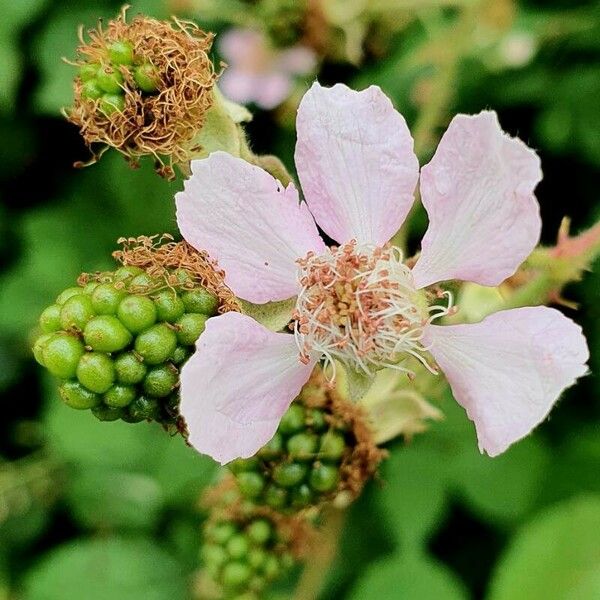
0,0,598,598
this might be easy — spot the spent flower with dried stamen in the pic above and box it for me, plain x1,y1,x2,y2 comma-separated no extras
66,8,217,178
176,82,589,465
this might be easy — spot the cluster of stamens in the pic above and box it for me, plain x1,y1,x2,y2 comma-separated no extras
293,241,453,378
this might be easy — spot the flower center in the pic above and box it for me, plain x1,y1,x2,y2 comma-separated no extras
293,241,452,378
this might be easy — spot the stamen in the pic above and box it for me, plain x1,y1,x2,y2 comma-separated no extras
293,241,453,380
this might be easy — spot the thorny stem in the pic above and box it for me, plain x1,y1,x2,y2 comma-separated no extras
292,506,347,600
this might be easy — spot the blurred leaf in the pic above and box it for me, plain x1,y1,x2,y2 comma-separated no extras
488,495,600,600
66,468,164,530
348,550,468,600
21,536,187,600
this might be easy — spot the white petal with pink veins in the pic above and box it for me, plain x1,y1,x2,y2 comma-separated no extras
176,152,326,304
423,307,589,456
295,82,419,245
412,111,542,289
179,312,316,464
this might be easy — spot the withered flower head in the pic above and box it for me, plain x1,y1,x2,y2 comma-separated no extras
66,7,217,178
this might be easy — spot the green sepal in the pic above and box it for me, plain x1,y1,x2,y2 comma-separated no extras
337,362,375,402
239,297,296,332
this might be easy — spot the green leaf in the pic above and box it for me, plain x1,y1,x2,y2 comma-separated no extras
488,495,600,600
348,550,468,600
21,536,187,600
239,297,295,332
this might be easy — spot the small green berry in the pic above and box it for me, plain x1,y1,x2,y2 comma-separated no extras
84,315,132,352
113,266,144,282
258,432,283,458
114,351,147,384
307,408,327,432
91,284,126,315
83,281,99,294
175,313,208,346
117,295,157,333
81,79,103,100
76,352,115,394
173,268,192,286
222,562,251,589
129,272,155,290
226,534,249,559
246,519,272,545
153,290,185,322
262,555,280,581
39,304,62,333
181,288,219,316
33,333,53,366
209,522,237,545
228,457,260,474
43,333,85,379
236,472,265,498
291,484,313,508
59,381,100,410
309,463,339,493
287,432,318,460
56,287,84,305
264,485,287,509
279,404,305,435
60,294,95,330
92,405,123,421
79,62,100,81
97,65,124,93
108,41,134,65
133,62,159,93
201,544,228,567
272,463,308,487
247,548,267,569
99,93,125,116
319,431,346,461
134,323,178,365
142,364,178,398
169,345,191,365
127,395,160,421
103,384,136,408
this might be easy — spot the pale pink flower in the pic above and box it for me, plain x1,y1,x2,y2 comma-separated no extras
218,28,317,110
176,83,589,464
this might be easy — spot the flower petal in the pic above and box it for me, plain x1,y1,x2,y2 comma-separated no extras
180,312,316,464
176,151,326,303
219,68,261,105
423,307,589,456
412,111,542,289
295,82,419,245
254,73,293,109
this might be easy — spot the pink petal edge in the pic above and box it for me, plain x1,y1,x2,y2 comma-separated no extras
175,151,326,304
295,82,419,245
179,312,316,465
423,306,589,456
412,111,542,289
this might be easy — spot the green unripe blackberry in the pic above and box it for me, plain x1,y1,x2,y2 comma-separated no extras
39,305,62,333
201,510,299,600
97,65,124,94
117,295,157,333
33,241,230,428
181,288,219,315
114,351,147,385
60,294,95,330
79,62,100,81
108,41,134,65
84,316,132,352
43,333,85,379
59,381,101,410
76,352,115,394
99,93,125,116
133,62,159,93
91,284,126,315
135,323,177,365
228,374,384,512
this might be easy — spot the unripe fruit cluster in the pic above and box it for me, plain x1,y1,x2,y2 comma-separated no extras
228,399,351,512
78,40,160,115
33,265,218,426
201,515,295,599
